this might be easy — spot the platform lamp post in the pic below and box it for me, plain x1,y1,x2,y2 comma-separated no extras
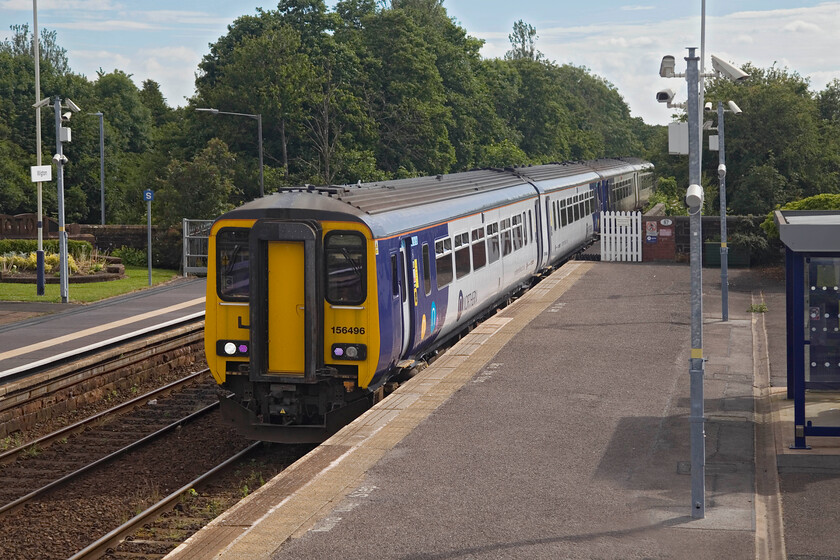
195,108,264,198
32,0,45,295
706,100,742,322
88,112,105,224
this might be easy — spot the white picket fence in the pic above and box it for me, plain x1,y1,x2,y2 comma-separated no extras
600,211,642,262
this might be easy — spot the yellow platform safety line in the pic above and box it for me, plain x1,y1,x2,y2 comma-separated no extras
0,297,205,362
691,348,703,359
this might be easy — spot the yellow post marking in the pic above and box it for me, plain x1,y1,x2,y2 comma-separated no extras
691,348,703,359
0,297,204,363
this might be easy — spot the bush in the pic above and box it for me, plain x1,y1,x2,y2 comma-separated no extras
112,246,147,267
761,193,840,238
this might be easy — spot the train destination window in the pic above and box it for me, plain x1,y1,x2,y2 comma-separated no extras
325,232,366,305
487,223,500,263
455,232,471,278
472,227,486,270
422,244,431,296
217,228,250,301
435,238,453,289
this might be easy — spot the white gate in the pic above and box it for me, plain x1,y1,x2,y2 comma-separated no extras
182,218,213,276
600,211,642,262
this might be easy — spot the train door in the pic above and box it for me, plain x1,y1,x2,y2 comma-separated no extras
248,220,322,383
267,241,305,374
398,239,414,357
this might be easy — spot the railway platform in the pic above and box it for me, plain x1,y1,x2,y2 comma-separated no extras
163,260,839,560
0,277,205,377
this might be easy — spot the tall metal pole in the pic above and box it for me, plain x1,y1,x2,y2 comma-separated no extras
53,97,69,303
33,0,45,296
685,47,705,519
699,0,706,171
257,113,264,198
718,102,729,322
95,112,105,224
147,197,152,286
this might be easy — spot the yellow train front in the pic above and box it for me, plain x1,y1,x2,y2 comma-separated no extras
205,190,380,443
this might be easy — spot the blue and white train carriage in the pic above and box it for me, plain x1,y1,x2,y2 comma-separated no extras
204,159,654,442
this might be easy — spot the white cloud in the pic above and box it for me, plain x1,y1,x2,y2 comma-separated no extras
0,0,121,10
52,20,156,31
620,5,654,11
476,2,840,125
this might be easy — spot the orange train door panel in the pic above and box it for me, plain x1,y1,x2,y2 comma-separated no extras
267,241,305,374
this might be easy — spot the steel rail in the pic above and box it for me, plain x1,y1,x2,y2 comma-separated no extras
0,368,210,466
0,385,218,517
68,441,262,560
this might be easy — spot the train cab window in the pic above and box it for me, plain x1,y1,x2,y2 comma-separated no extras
422,244,432,296
325,232,366,305
487,223,500,263
454,232,471,278
217,228,250,301
435,238,453,289
471,227,486,270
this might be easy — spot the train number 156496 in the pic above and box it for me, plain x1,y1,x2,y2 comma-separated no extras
330,326,365,335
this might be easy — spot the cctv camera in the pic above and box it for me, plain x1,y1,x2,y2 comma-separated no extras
685,184,704,210
65,98,81,113
710,55,749,82
718,164,727,179
62,112,73,121
52,153,68,165
656,88,676,104
727,100,743,114
32,97,51,109
704,102,712,111
659,55,676,78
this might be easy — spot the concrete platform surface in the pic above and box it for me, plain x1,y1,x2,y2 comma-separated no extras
0,277,205,375
164,261,840,560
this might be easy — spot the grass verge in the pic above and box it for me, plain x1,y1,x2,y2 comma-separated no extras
0,266,180,303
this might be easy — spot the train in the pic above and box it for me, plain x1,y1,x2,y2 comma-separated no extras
204,158,654,442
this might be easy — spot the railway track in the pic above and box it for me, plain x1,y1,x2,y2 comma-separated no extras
0,315,205,445
0,370,247,560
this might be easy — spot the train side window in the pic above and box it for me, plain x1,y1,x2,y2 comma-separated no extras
560,200,567,227
391,254,399,297
472,227,486,270
512,215,523,250
554,202,560,230
422,243,431,296
435,238,453,289
528,211,533,243
217,227,250,301
574,198,581,222
501,218,512,256
487,223,500,263
454,232,471,278
325,232,366,305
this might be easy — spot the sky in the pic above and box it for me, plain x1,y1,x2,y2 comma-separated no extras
1,0,839,126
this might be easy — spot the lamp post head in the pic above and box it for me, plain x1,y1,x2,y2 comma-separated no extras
195,107,220,115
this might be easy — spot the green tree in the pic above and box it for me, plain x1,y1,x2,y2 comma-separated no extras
155,138,238,227
505,20,542,62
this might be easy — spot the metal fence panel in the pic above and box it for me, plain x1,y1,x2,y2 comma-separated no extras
183,218,213,276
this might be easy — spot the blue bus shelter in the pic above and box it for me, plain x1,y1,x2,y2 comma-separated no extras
775,210,840,449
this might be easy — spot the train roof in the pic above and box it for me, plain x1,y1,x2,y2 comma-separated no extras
215,160,652,238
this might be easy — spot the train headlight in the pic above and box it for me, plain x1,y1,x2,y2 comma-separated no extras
216,340,249,357
331,343,366,361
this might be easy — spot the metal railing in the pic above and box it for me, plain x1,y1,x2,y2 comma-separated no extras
183,218,213,276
